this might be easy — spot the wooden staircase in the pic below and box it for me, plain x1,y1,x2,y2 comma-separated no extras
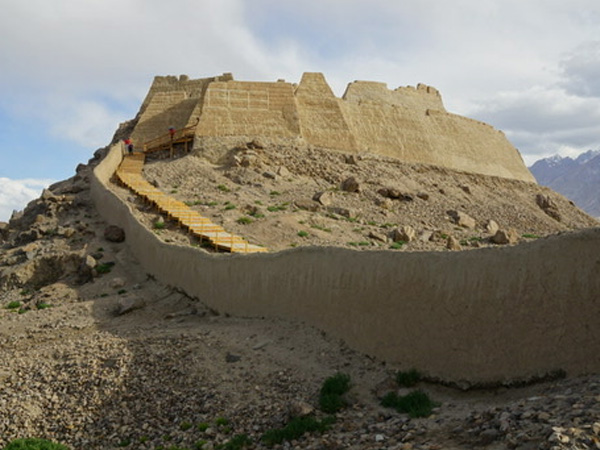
116,152,267,254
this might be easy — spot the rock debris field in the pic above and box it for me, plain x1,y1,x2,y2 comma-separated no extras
0,142,598,449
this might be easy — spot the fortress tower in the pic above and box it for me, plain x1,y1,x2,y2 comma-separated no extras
130,72,535,183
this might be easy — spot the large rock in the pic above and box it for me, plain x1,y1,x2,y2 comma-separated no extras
448,210,476,229
313,191,335,206
392,225,416,243
116,296,146,315
293,199,319,212
491,229,520,245
340,176,360,193
104,225,125,243
485,219,499,234
0,222,8,241
536,194,562,221
446,236,462,250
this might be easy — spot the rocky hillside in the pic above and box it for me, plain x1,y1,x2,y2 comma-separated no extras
530,150,600,218
119,140,597,254
0,139,599,449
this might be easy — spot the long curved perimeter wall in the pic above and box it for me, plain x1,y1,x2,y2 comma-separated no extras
91,145,600,385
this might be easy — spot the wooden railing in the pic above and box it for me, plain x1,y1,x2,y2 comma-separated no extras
142,120,198,156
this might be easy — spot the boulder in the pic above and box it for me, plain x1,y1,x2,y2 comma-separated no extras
368,231,388,243
448,210,476,229
116,296,146,315
104,225,125,243
110,277,127,289
375,197,394,210
77,255,97,284
392,225,416,243
247,139,264,149
288,401,315,418
327,206,353,218
276,166,290,177
491,229,520,245
340,176,360,193
485,219,499,234
446,236,462,250
0,222,8,241
293,199,320,212
313,191,335,206
535,194,561,221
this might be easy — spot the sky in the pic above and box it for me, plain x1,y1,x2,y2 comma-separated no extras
1,0,600,221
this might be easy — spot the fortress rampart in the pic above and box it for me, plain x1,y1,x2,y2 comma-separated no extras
130,72,535,182
91,144,600,385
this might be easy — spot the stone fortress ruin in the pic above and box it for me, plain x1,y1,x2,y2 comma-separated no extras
89,72,599,385
130,72,535,183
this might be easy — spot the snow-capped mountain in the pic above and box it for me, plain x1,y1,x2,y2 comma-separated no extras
529,150,600,218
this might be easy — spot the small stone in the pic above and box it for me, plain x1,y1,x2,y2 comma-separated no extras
225,353,241,363
110,278,127,289
417,192,429,200
375,434,385,442
288,401,314,418
340,176,360,193
104,225,125,243
262,171,277,180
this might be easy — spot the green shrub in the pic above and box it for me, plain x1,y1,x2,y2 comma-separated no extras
390,241,404,250
269,191,281,196
154,221,166,230
261,416,334,447
522,233,540,239
96,262,114,274
197,422,209,432
3,438,69,450
5,301,21,309
267,204,287,212
236,217,253,225
217,184,230,192
297,230,309,238
224,204,236,211
36,303,52,310
395,369,421,387
319,373,351,413
380,390,436,418
215,417,229,427
215,434,251,450
180,421,193,431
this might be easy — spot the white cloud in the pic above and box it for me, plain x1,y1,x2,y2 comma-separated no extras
0,178,55,223
2,0,600,172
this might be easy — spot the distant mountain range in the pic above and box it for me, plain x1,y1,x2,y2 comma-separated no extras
529,150,600,218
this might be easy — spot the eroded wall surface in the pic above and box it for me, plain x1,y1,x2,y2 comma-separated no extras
91,145,600,384
130,72,535,182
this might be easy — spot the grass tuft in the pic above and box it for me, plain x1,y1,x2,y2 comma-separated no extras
380,390,436,418
261,416,335,447
396,369,421,387
319,373,351,413
3,438,70,450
